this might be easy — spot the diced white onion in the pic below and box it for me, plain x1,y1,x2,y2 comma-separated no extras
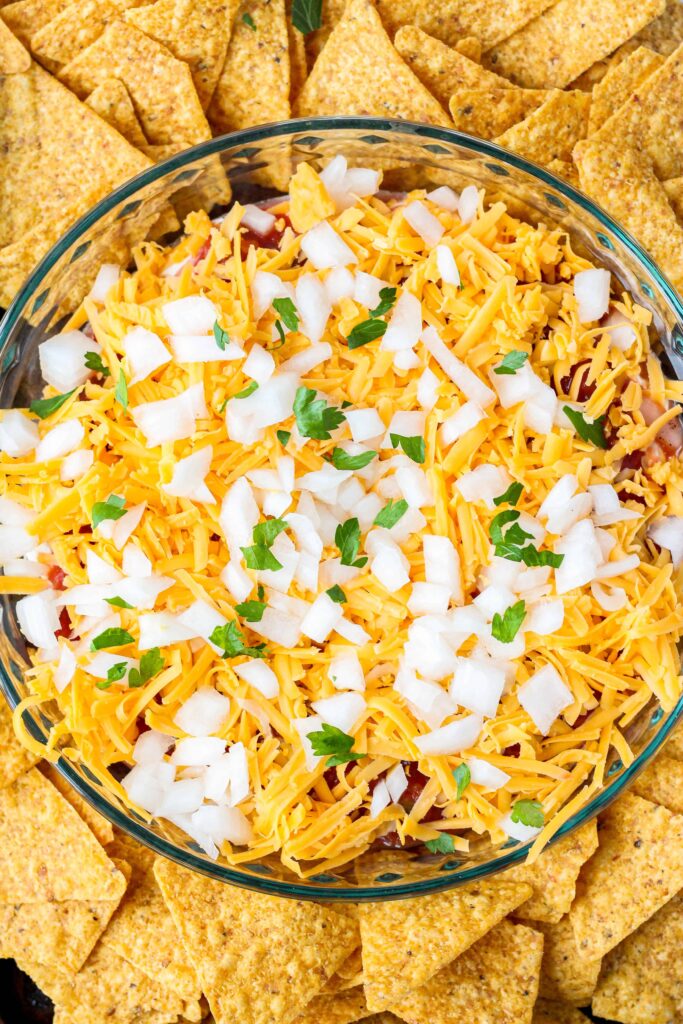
300,592,343,642
279,342,332,376
526,598,564,635
170,334,244,363
324,266,355,305
133,729,174,765
138,611,196,649
123,326,171,384
345,408,384,443
403,200,444,247
603,309,637,351
381,291,423,352
35,420,84,463
241,204,276,235
122,762,175,815
594,554,640,579
300,221,357,270
53,643,77,693
574,268,610,323
408,582,450,616
0,411,39,457
39,330,97,393
251,270,295,319
440,402,484,446
436,244,460,286
250,607,302,648
132,383,206,446
122,543,151,578
468,757,510,790
386,762,408,802
164,446,214,503
518,664,573,734
427,185,459,211
591,581,627,612
649,516,683,567
17,591,60,648
450,657,506,718
171,736,226,766
421,326,495,407
234,659,279,698
0,496,33,527
192,803,253,847
162,295,217,334
414,713,483,755
312,691,365,734
293,715,323,771
370,779,391,818
417,367,439,411
458,185,479,224
60,448,94,482
456,463,512,509
499,811,542,843
174,686,230,736
353,271,385,310
423,534,462,603
89,263,120,303
296,273,331,345
328,650,365,691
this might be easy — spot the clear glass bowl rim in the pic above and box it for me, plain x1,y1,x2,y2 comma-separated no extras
1,115,682,901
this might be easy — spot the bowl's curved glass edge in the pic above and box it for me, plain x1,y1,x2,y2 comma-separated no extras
1,117,683,900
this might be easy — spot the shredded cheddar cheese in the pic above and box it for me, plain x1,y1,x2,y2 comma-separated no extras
2,159,683,874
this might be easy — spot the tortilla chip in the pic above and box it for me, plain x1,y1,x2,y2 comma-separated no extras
374,0,557,51
303,0,344,68
391,920,543,1024
568,793,683,961
584,42,683,181
663,176,683,223
574,138,683,293
0,0,73,46
449,87,548,139
295,0,450,126
631,753,683,813
0,16,30,70
361,878,533,1012
588,45,665,133
19,940,185,1024
496,89,591,164
40,763,114,847
633,0,683,56
207,0,290,134
29,0,120,71
59,21,211,146
286,0,307,101
101,850,201,1004
289,161,337,232
124,0,235,110
154,858,359,1024
0,768,127,903
323,947,364,993
0,58,149,249
535,917,601,1006
484,0,666,89
292,988,368,1024
454,36,481,62
591,890,683,1024
0,858,130,974
546,159,580,188
569,39,641,91
0,696,38,786
508,821,598,924
532,1002,590,1024
394,26,510,108
85,76,147,147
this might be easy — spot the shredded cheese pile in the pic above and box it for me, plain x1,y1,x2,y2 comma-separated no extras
2,158,683,875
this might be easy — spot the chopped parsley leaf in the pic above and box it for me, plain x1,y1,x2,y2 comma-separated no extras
293,385,345,440
276,429,291,446
368,286,397,318
494,351,528,375
290,0,322,34
373,498,408,529
330,447,377,470
241,11,257,29
213,321,230,350
128,648,165,688
210,620,268,659
29,389,76,419
235,599,267,622
90,627,135,652
346,317,387,350
115,369,128,411
563,405,608,449
91,494,126,528
84,351,110,378
389,433,425,464
272,296,299,332
453,762,471,800
510,799,544,828
425,833,457,854
326,584,347,604
335,517,367,569
491,600,526,643
308,723,364,767
493,481,523,507
234,381,259,400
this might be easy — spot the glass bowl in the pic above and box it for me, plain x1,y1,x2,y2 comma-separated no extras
1,117,683,901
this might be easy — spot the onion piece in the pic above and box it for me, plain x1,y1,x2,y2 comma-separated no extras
300,221,357,269
403,200,444,247
35,421,85,463
251,270,295,319
591,581,627,611
174,686,230,737
499,811,542,842
170,334,244,363
241,204,276,235
133,729,173,765
293,715,324,771
54,643,77,693
0,411,39,458
574,268,610,323
603,309,637,352
413,713,483,755
296,273,331,346
450,657,506,718
131,383,206,446
436,244,460,287
370,779,391,818
386,762,408,801
440,401,484,446
89,264,120,303
123,326,171,384
458,185,479,224
234,659,279,698
456,464,512,509
300,593,343,643
162,295,217,334
381,291,423,352
0,496,34,527
16,591,60,648
421,326,495,407
427,186,459,211
138,611,196,649
312,691,365,734
648,516,683,567
192,803,253,847
39,330,98,393
164,446,214,503
467,757,510,790
60,448,94,482
526,598,564,635
424,534,462,603
328,650,365,691
518,664,573,734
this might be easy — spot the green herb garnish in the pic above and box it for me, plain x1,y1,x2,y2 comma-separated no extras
234,381,259,400
389,433,425,464
290,0,322,34
510,799,544,828
494,350,529,375
272,296,299,332
90,627,135,652
491,600,526,643
235,599,267,622
562,405,608,449
425,833,457,854
276,429,291,446
29,389,76,420
91,494,126,529
104,596,134,609
453,762,471,800
335,517,367,569
330,447,376,470
293,385,345,440
308,723,364,767
373,498,408,529
213,321,230,351
493,481,523,507
85,351,110,378
209,621,268,659
346,318,387,350
115,369,128,411
241,11,257,29
368,287,397,318
326,585,347,604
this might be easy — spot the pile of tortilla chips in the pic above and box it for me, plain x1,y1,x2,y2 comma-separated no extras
2,0,683,307
5,695,683,1024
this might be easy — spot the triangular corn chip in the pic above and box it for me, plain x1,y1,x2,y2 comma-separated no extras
0,859,130,974
394,26,510,108
0,696,38,787
208,0,290,134
29,0,121,72
59,21,211,146
449,87,548,139
0,16,30,70
506,821,598,924
154,858,359,1024
125,0,237,110
374,0,558,50
294,0,450,126
568,793,683,960
587,45,664,133
292,987,368,1024
1,0,73,47
391,920,543,1024
0,767,128,903
361,877,533,1011
534,917,601,1006
41,763,114,847
495,89,591,165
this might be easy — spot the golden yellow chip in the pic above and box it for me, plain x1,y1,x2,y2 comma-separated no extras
360,878,533,1012
546,159,580,188
154,858,360,1024
454,36,481,62
449,87,548,139
1,0,72,46
394,26,510,108
633,0,683,56
495,89,591,165
208,0,290,134
0,58,149,250
101,851,201,1004
535,917,601,1006
631,752,683,813
374,0,557,51
0,16,30,70
85,77,147,148
288,162,337,233
40,763,114,847
125,0,236,111
303,0,344,68
293,987,368,1024
533,1001,590,1024
574,138,683,294
588,45,664,133
29,0,120,71
294,0,451,126
391,920,543,1024
584,42,683,181
0,768,127,903
0,696,38,786
484,0,666,89
666,720,683,759
591,890,683,1023
59,21,211,146
0,858,130,974
18,940,186,1024
507,821,598,924
568,40,641,92
568,793,683,961
663,177,683,223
